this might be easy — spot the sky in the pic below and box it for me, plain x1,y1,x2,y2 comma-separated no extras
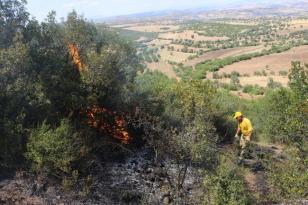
26,0,248,21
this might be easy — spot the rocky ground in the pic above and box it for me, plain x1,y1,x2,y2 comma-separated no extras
1,143,306,205
0,146,202,205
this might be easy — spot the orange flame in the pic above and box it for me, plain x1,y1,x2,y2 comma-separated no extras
68,43,85,72
85,106,130,144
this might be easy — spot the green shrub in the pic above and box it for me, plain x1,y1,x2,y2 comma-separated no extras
279,70,288,76
242,85,265,95
26,120,79,175
0,116,25,168
267,78,282,89
203,155,252,205
268,147,308,201
262,70,267,76
223,72,231,78
254,71,262,76
213,72,222,79
230,71,240,77
230,74,241,90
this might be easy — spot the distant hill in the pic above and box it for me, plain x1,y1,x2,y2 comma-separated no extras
94,0,308,24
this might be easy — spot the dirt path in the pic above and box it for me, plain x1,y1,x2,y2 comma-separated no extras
244,168,270,204
243,142,284,204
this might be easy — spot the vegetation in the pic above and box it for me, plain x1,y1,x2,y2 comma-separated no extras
193,42,308,80
242,85,265,95
0,1,307,204
203,155,253,205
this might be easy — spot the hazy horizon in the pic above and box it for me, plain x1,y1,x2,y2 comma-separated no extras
26,0,294,21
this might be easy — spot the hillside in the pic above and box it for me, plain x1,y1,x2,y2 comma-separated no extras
0,1,307,205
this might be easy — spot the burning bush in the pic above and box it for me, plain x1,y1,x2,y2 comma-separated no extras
84,105,130,144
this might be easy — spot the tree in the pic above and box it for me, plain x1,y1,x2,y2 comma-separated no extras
0,0,29,48
289,62,308,100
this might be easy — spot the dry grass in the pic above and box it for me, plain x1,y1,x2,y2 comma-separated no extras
166,44,205,52
146,39,172,47
229,91,264,100
216,76,289,87
159,49,194,63
279,19,308,34
146,61,178,79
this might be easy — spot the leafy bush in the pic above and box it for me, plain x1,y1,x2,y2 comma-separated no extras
267,78,282,89
259,62,308,144
242,85,265,95
26,120,79,175
213,72,222,79
262,70,267,76
279,70,288,76
230,71,240,77
230,74,241,90
268,146,308,201
254,71,262,76
203,155,252,205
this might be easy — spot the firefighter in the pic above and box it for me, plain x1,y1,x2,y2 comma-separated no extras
234,112,253,163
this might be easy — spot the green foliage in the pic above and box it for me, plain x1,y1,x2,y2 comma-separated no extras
0,0,29,48
254,71,262,76
243,85,265,95
267,77,282,89
288,62,308,100
134,71,218,167
0,113,25,168
251,62,308,144
0,2,140,173
26,120,79,174
187,22,252,38
212,72,222,79
230,73,241,89
278,70,288,76
268,146,308,201
203,155,252,205
193,52,262,80
173,65,193,81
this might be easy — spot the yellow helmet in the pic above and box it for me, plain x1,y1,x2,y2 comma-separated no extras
234,112,243,119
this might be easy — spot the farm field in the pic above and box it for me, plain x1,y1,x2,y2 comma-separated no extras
216,76,289,87
184,45,266,67
110,17,308,90
123,24,180,32
213,45,308,76
146,61,178,78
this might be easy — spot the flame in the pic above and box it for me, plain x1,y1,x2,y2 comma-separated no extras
68,43,85,72
85,105,130,144
69,44,129,143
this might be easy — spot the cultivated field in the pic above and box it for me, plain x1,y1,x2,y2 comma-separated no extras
111,17,308,91
120,24,180,32
159,49,193,63
146,61,178,79
216,76,289,87
215,45,308,76
184,45,266,67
